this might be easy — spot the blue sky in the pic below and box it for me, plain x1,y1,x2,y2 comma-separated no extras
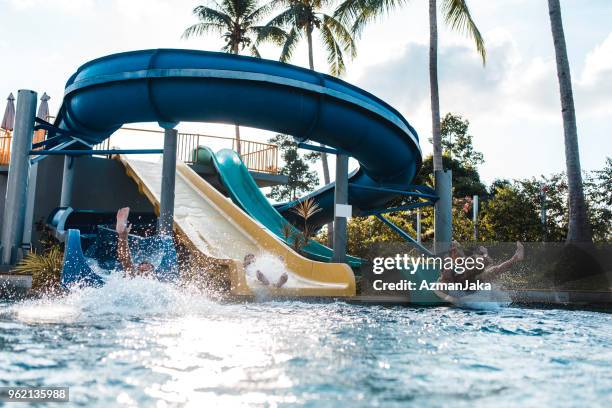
0,0,610,185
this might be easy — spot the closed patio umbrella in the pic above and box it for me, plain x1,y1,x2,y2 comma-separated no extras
34,92,50,144
1,93,15,131
36,92,50,121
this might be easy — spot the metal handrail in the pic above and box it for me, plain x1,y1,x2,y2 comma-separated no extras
1,124,280,174
0,129,11,165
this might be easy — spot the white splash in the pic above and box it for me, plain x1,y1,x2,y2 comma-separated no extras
244,252,291,291
10,273,215,324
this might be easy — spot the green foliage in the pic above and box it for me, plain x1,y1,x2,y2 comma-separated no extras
267,134,319,201
414,113,487,198
436,113,484,169
415,154,488,198
335,0,485,63
259,0,357,76
286,197,322,254
182,0,271,56
478,182,543,241
14,246,64,294
584,157,612,241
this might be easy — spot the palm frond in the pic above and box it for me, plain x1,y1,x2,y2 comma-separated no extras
265,6,297,29
320,22,346,76
249,44,261,58
248,0,284,23
14,246,63,293
254,25,288,46
182,22,226,39
442,0,486,64
290,197,322,221
322,14,357,59
335,0,407,36
193,5,232,27
279,27,301,63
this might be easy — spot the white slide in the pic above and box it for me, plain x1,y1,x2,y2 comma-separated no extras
119,156,356,298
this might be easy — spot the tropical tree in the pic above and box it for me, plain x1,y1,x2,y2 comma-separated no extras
259,0,358,244
267,134,320,201
335,0,485,174
182,0,272,154
546,0,592,243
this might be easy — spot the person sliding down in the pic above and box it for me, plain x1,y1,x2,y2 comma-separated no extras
243,254,288,288
116,207,155,278
440,241,525,288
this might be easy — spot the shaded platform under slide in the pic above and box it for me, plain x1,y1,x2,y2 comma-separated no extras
119,155,356,297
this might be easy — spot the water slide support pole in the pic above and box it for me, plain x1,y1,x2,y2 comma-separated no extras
60,156,75,207
416,208,422,243
1,90,37,265
159,126,178,235
332,154,349,263
434,169,452,255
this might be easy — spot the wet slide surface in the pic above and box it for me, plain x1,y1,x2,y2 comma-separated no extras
196,146,363,267
119,156,356,297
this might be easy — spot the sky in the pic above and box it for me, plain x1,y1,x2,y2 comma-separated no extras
0,0,610,186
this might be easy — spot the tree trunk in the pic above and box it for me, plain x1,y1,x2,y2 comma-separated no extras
429,0,442,172
547,0,592,243
307,24,333,245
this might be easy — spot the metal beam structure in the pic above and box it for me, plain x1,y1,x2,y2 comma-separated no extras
332,154,349,263
297,142,344,156
158,127,178,235
30,149,163,156
1,90,37,265
375,214,434,256
434,169,452,255
60,156,75,207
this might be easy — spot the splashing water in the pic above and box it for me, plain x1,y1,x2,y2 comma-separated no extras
9,273,213,325
244,252,291,290
1,274,611,406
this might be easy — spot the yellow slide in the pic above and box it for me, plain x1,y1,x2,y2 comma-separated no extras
118,155,356,298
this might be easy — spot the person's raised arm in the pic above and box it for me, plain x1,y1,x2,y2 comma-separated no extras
116,207,134,276
481,242,524,281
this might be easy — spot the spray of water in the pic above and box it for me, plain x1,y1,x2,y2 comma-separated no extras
244,252,291,289
9,273,217,325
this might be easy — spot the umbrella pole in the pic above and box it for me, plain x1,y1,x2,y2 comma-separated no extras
1,90,37,265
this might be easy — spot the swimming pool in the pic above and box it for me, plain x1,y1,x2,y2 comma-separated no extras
1,275,610,407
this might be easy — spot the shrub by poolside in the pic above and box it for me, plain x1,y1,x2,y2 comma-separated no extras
14,246,63,295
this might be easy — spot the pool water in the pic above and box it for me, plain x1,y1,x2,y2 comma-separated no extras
1,275,610,407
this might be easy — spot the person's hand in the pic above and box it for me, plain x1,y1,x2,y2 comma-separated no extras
116,207,131,238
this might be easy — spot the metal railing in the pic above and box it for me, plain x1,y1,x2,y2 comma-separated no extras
0,129,11,165
0,124,279,174
177,132,278,174
1,122,48,166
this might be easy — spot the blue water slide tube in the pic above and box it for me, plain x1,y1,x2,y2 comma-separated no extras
61,227,179,288
50,49,422,228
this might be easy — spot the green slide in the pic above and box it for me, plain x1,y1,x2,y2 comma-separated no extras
194,146,363,268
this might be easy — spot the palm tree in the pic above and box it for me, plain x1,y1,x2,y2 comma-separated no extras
259,0,357,184
547,0,592,243
259,0,357,245
335,0,485,173
335,0,484,252
182,0,272,154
